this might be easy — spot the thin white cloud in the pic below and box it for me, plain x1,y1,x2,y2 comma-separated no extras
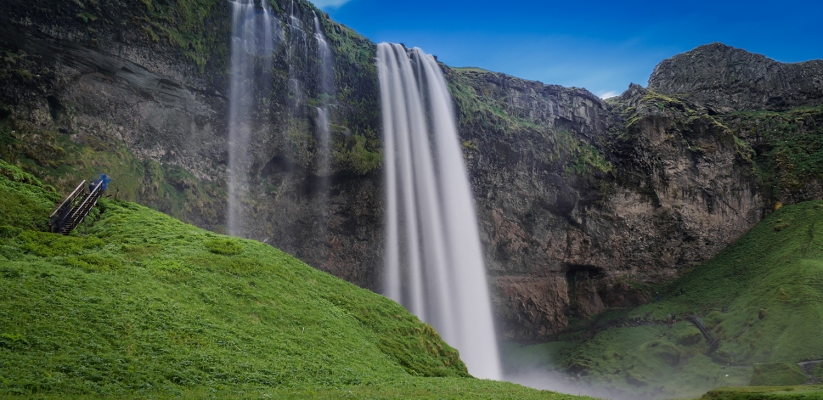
309,0,352,10
598,90,619,99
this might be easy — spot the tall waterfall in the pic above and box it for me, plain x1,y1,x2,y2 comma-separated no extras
313,11,333,179
286,0,307,110
377,43,502,380
227,0,277,237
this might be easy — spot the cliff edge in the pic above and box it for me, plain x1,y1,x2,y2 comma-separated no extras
649,42,823,113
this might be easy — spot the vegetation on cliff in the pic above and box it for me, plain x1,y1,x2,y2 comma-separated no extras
0,117,225,232
0,159,593,399
719,105,823,201
503,199,823,399
448,67,613,178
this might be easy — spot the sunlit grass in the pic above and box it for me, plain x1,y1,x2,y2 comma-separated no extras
0,158,592,398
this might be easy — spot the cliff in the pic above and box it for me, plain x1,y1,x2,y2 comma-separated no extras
649,42,823,113
1,1,822,339
449,70,765,338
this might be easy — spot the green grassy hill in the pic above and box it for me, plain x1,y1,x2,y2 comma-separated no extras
0,159,592,399
503,200,823,399
701,385,823,400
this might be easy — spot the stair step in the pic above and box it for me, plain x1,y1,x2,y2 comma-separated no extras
56,187,102,235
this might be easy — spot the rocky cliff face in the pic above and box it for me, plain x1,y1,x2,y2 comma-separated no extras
649,43,823,113
2,2,822,339
450,70,765,338
0,0,233,228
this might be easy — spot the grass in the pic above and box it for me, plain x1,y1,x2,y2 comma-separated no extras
701,385,823,399
502,199,823,399
554,130,613,175
0,159,593,399
814,362,823,379
719,105,823,200
0,162,60,231
749,363,808,386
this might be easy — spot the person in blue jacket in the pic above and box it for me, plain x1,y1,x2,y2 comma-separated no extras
99,173,111,191
89,174,112,193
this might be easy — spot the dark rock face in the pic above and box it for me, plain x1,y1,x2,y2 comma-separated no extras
0,0,232,228
649,43,823,113
452,70,765,338
2,1,822,340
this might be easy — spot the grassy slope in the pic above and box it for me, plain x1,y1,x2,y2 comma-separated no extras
503,200,823,399
0,159,592,399
701,385,823,400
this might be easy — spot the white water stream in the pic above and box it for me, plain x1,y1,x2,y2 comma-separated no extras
227,0,277,237
313,11,333,179
377,43,502,380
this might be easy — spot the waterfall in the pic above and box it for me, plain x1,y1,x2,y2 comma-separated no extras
287,0,308,109
227,0,278,237
377,43,502,380
313,11,333,179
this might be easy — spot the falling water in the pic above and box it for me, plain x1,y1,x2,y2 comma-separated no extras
227,0,277,236
287,0,308,108
313,11,333,178
377,43,502,380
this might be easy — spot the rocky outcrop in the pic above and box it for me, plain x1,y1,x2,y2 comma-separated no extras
2,1,822,340
451,69,765,338
649,43,823,113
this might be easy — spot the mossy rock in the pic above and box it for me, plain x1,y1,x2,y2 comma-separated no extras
749,363,808,386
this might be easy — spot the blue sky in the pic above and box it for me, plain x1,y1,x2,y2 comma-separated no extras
311,0,822,98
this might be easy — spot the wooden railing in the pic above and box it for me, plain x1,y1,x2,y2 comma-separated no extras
687,314,720,353
49,180,102,234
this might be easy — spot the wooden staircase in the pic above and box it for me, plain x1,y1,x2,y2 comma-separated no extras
687,314,720,353
49,180,103,234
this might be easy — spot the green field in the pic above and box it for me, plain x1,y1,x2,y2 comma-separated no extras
701,385,823,400
0,158,592,399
